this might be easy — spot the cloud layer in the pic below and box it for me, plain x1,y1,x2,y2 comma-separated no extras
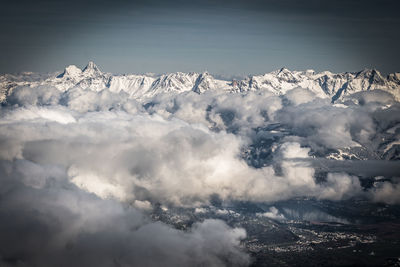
1,84,400,265
0,151,249,266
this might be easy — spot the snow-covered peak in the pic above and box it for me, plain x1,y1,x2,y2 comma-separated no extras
57,65,82,79
82,61,102,76
271,67,289,75
56,61,102,80
50,61,108,91
355,69,382,79
278,67,290,73
193,72,215,93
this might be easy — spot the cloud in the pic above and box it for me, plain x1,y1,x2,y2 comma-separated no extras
369,179,400,205
0,158,249,267
256,207,286,220
281,208,348,224
278,142,310,159
2,86,399,206
7,85,61,106
62,87,142,113
1,83,400,265
283,87,317,106
0,105,379,206
317,173,362,201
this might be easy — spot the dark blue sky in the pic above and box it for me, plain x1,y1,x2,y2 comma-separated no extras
1,0,399,76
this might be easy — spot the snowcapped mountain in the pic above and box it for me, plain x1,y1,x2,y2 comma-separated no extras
1,61,400,103
54,61,111,91
233,68,400,101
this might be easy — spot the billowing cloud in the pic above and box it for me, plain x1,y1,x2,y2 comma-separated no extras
0,158,249,267
369,178,400,205
3,86,400,205
1,106,379,206
1,82,400,265
256,207,286,221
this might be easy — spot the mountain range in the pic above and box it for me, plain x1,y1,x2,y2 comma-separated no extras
1,61,400,103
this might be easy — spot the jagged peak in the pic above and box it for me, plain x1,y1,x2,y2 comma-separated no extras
273,67,299,83
354,69,386,84
268,67,291,75
278,67,290,73
356,68,381,76
82,61,101,74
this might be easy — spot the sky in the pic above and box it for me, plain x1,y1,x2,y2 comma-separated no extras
1,0,400,76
